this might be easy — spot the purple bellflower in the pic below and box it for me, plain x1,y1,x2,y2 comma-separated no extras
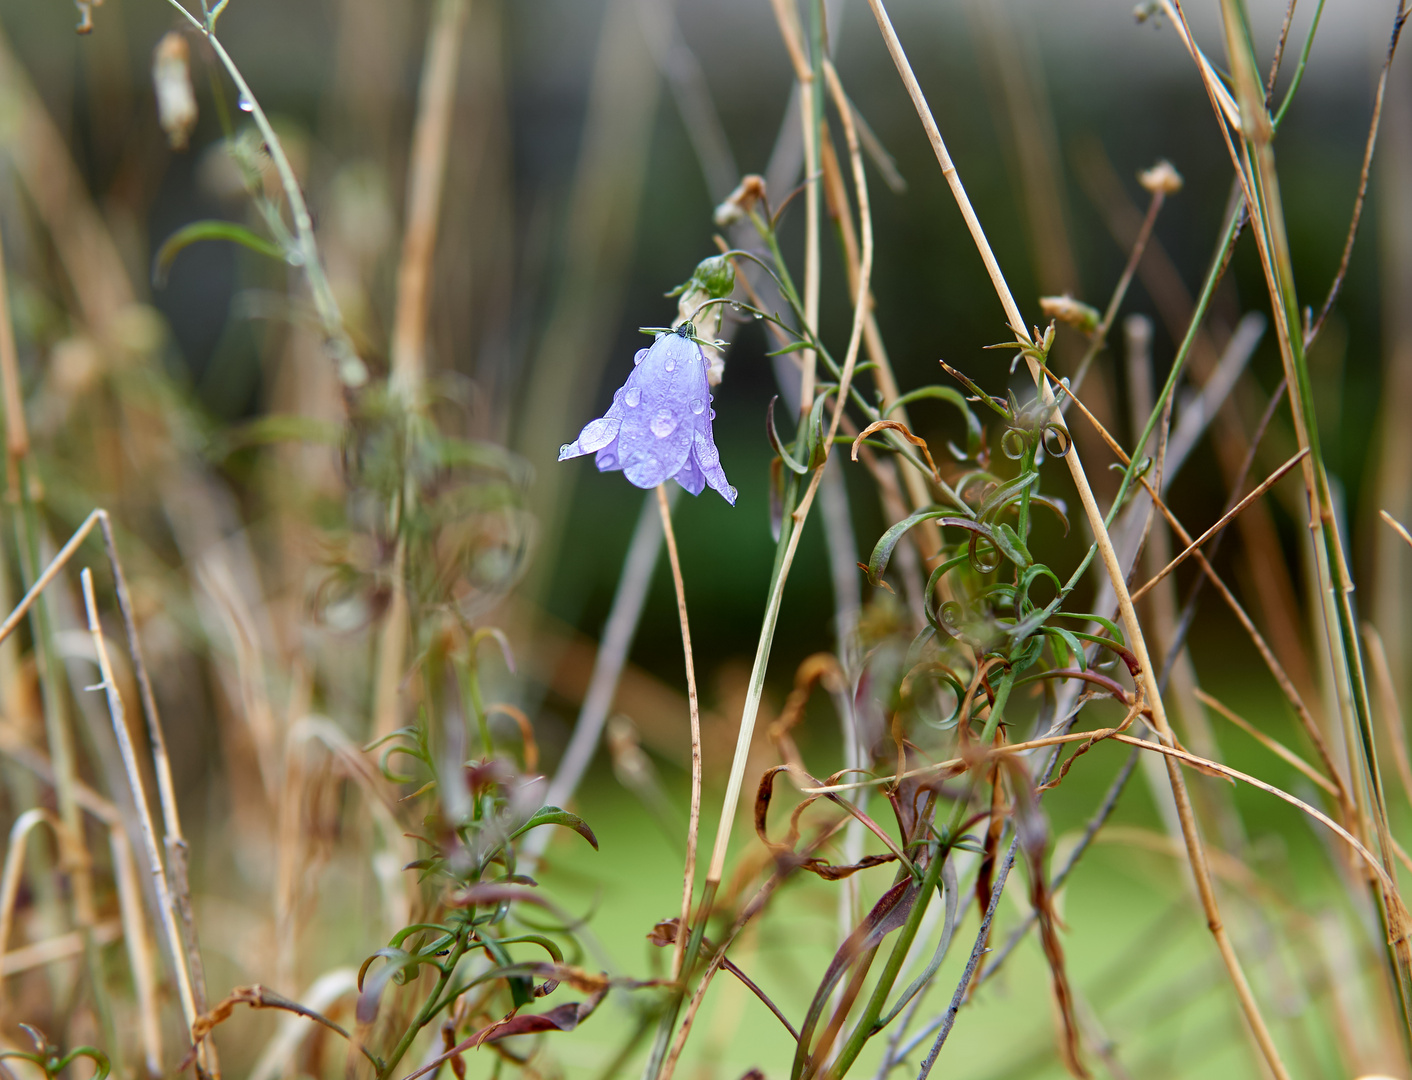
558,324,736,505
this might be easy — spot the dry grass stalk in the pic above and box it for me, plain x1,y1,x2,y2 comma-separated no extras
390,0,469,396
1047,367,1355,818
704,50,874,890
1129,449,1309,603
0,809,63,1018
108,827,163,1078
79,567,210,1075
655,484,704,982
1175,0,1412,1028
1362,624,1412,810
863,1,1291,1072
767,0,821,414
373,0,470,748
1194,688,1340,798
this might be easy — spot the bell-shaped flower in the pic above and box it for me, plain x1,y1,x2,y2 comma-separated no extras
558,325,736,505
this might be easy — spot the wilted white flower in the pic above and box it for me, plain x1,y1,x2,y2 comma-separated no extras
153,32,198,151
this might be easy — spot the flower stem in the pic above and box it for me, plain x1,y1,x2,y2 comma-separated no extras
656,485,703,981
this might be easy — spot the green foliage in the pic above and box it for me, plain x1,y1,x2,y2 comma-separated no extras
0,1027,109,1080
152,219,288,286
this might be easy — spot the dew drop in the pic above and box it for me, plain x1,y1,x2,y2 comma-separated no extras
752,312,763,320
727,486,738,501
625,387,641,407
709,409,717,420
237,92,255,113
665,356,676,372
650,410,677,438
599,454,616,468
633,348,648,366
559,444,572,457
690,398,705,415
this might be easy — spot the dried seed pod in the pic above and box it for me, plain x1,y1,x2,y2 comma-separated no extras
1138,159,1184,195
152,32,198,150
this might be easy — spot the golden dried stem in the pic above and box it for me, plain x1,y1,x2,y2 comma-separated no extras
656,484,703,982
702,53,874,888
79,569,206,1065
390,0,470,397
863,2,1290,1072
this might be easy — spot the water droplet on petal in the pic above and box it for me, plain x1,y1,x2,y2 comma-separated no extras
727,486,738,501
690,398,705,415
709,409,717,420
559,444,572,457
633,348,648,365
665,356,676,372
625,387,641,407
709,394,714,402
600,454,616,468
237,92,255,113
650,410,677,438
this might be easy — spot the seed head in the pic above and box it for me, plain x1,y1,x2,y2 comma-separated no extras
714,175,767,227
1039,295,1101,336
1138,160,1183,195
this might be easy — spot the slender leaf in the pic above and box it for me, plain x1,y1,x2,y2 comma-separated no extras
510,807,598,850
767,396,810,474
153,219,287,287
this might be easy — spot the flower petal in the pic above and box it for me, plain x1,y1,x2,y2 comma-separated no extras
693,427,736,505
595,442,623,472
558,417,620,462
672,453,705,496
616,333,705,489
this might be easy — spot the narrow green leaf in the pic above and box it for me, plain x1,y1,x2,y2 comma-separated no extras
864,510,955,586
1029,494,1070,536
805,387,834,468
765,339,816,357
153,219,288,287
1056,612,1126,646
978,472,1039,522
767,396,810,475
993,523,1033,568
940,361,1012,420
509,807,598,850
1045,627,1087,672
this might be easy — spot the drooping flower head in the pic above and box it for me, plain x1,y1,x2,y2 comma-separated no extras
558,323,736,505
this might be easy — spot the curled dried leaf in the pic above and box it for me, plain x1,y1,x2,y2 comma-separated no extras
852,419,941,483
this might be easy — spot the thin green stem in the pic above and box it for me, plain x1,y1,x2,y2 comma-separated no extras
458,664,493,758
827,841,947,1080
641,878,720,1080
946,669,1015,838
379,927,471,1080
826,668,1013,1079
1270,0,1329,130
157,0,365,386
1017,199,1244,640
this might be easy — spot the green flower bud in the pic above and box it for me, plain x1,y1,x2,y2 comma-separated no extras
692,255,736,299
